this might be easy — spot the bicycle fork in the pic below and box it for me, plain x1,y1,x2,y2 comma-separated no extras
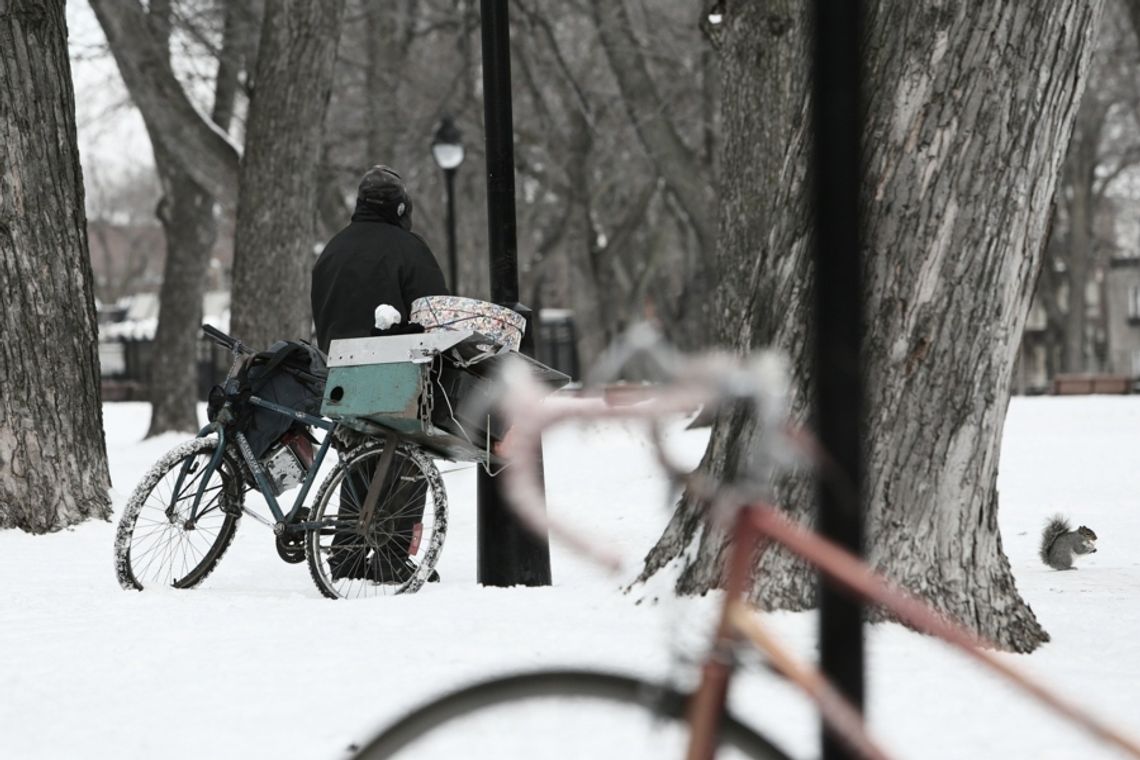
168,427,229,529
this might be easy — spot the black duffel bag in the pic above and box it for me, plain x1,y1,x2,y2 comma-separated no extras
208,340,327,459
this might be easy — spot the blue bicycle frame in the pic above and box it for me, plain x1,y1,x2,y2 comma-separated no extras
177,394,339,535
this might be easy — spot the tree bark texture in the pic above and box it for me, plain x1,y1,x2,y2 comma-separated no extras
0,0,112,531
229,0,346,351
641,1,1104,652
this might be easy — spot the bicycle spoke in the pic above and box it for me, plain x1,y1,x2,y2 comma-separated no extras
118,439,242,591
305,442,446,599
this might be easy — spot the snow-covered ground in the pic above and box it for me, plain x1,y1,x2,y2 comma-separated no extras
2,397,1139,759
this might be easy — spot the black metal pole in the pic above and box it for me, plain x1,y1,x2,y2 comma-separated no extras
811,2,866,759
481,0,518,306
445,168,458,293
476,0,552,587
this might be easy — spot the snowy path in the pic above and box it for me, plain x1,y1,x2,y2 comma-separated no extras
1,397,1139,759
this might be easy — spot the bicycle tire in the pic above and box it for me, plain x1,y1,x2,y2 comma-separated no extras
115,436,243,590
305,439,447,599
350,669,794,760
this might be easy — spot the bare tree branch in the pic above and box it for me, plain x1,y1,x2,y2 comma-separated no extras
1093,144,1140,202
88,0,241,206
512,0,596,127
588,0,714,254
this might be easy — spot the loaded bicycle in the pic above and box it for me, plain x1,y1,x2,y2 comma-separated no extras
113,297,567,600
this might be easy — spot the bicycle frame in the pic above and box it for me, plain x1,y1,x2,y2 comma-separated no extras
179,394,338,534
686,507,891,760
191,324,434,545
114,322,457,601
489,351,1140,760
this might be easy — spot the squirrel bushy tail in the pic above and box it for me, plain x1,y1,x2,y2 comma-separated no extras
1039,514,1072,566
1040,514,1098,570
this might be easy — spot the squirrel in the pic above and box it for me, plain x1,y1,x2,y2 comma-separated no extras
1039,515,1098,570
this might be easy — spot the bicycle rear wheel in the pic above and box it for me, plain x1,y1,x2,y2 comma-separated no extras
350,669,793,760
115,436,243,590
306,439,447,599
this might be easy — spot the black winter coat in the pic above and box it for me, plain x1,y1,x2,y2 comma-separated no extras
311,206,448,353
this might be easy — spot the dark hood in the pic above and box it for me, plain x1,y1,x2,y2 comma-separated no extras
351,196,414,231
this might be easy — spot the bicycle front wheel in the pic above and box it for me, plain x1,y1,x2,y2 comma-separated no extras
114,436,243,590
350,669,794,760
306,439,447,599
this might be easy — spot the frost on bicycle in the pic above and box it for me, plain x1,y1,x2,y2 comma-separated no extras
108,317,573,602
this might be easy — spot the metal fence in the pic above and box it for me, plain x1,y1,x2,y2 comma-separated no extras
98,337,230,402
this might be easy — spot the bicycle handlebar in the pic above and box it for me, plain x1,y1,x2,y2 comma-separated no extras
488,324,800,572
201,324,252,355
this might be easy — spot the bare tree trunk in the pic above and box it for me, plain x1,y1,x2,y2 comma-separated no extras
0,0,111,532
211,2,260,129
1058,89,1105,373
230,0,346,350
1037,222,1068,373
315,145,350,240
147,156,217,435
90,0,251,434
1124,0,1140,45
364,2,402,163
1066,175,1093,372
589,0,715,256
640,1,1104,653
145,0,238,437
88,0,241,207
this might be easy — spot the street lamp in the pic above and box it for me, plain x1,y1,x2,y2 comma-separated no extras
432,115,465,293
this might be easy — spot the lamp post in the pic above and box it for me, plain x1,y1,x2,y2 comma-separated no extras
812,3,866,758
432,115,465,293
477,0,552,587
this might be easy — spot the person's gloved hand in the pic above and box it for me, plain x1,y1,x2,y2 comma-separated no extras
374,304,402,331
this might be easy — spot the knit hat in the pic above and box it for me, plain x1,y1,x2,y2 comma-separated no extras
357,165,413,229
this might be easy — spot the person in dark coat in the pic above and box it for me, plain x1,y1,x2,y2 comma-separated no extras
311,165,448,354
311,165,447,584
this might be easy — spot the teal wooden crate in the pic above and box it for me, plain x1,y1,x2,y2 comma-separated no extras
320,361,426,435
319,332,570,463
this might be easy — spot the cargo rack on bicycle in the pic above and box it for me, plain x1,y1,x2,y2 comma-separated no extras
319,330,569,464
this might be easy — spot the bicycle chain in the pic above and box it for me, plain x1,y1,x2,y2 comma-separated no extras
418,363,435,424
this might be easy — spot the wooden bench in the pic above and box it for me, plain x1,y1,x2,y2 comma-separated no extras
1050,374,1132,395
